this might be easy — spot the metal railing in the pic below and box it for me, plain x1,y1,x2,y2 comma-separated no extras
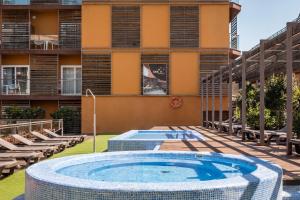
30,35,59,50
0,78,82,96
0,119,63,136
1,79,30,95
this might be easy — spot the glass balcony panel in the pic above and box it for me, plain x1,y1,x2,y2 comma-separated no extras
62,79,81,96
2,0,30,5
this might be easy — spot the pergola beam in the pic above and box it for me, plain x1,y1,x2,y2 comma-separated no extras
228,62,233,135
259,40,266,145
286,23,295,155
241,53,247,140
219,66,223,132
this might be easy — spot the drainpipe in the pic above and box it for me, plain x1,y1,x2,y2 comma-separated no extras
86,89,97,153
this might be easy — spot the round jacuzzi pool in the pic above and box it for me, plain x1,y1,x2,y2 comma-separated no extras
25,151,283,200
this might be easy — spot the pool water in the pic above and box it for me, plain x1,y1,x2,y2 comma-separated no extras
128,130,201,140
57,157,256,183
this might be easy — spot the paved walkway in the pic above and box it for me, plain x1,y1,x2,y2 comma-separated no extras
154,126,300,185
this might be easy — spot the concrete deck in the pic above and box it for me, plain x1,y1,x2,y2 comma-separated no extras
153,126,300,185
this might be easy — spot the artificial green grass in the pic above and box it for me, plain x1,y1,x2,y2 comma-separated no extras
0,135,115,200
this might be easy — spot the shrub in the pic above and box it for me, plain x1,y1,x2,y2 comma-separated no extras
5,106,45,119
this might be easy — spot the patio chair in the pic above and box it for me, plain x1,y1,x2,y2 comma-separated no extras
30,131,77,147
0,138,55,157
0,151,42,165
43,129,86,143
0,158,18,177
12,134,66,153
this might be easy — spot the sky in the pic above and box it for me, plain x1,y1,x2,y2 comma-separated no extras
238,0,300,51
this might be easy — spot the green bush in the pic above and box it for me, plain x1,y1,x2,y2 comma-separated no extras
51,107,81,134
5,106,45,119
293,84,300,137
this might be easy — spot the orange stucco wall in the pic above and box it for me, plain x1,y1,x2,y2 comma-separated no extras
112,52,141,95
200,4,229,48
170,52,199,95
82,96,203,133
142,5,169,48
82,96,228,134
31,11,58,35
82,4,111,49
2,55,29,65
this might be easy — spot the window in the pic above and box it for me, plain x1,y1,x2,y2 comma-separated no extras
61,65,82,95
1,65,30,95
142,64,168,95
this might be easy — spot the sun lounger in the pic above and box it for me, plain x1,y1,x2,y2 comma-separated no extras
242,128,287,145
290,139,300,154
12,134,66,152
0,151,42,165
30,131,77,147
0,158,18,176
0,138,55,157
43,129,86,143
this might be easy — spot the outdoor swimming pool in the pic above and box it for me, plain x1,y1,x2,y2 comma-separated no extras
108,130,205,151
25,151,283,200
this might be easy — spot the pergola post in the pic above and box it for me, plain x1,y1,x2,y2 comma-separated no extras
219,66,223,132
241,53,247,140
201,79,204,126
228,62,233,135
206,75,209,128
212,73,215,129
286,23,294,155
259,40,266,145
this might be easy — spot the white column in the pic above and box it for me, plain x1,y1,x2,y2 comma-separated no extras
229,63,233,135
206,75,209,128
241,53,247,140
212,73,215,129
201,79,204,126
259,40,266,145
286,23,294,155
219,66,223,132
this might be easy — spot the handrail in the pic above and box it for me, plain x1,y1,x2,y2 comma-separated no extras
86,89,97,153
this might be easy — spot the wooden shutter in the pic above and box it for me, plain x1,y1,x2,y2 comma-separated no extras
82,54,111,95
112,6,140,48
30,55,58,95
171,6,199,48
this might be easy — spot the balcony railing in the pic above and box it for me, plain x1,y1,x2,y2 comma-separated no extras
1,0,81,5
0,78,82,96
1,79,30,95
30,35,59,50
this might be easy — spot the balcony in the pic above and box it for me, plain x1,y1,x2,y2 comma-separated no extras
30,35,59,50
0,78,82,96
1,79,30,95
1,0,81,5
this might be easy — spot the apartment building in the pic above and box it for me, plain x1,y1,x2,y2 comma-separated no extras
0,0,241,134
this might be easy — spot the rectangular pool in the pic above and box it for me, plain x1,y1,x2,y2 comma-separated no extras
108,130,205,151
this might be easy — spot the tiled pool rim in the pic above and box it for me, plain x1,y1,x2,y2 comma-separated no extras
25,151,283,200
108,130,206,151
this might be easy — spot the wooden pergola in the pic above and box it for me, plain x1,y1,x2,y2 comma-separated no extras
201,16,300,155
